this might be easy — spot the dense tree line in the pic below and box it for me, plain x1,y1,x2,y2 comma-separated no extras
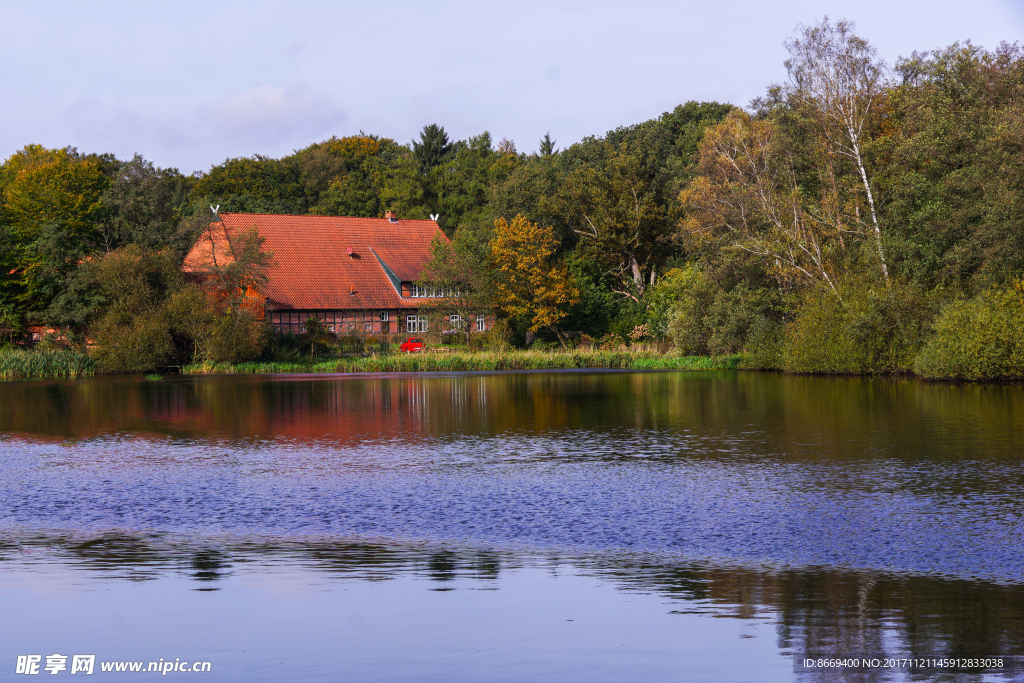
1,18,1022,378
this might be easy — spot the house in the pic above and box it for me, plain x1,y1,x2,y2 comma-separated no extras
182,211,489,339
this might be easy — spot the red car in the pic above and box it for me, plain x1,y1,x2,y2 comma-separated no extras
400,337,425,353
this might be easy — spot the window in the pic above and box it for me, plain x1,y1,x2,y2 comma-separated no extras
407,315,428,333
379,311,389,321
476,314,486,332
409,285,459,298
449,314,462,331
365,323,372,332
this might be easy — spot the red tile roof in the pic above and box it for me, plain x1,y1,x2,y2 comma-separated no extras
183,213,446,310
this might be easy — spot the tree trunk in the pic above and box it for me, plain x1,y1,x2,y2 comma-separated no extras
629,254,646,297
851,138,889,286
551,324,569,349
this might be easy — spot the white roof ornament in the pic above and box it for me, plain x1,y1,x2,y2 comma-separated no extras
210,205,220,216
430,213,439,221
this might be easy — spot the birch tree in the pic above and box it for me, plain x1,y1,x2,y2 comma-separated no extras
783,17,891,284
679,111,845,297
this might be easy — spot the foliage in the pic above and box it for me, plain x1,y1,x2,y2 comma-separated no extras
881,42,1024,290
782,282,933,374
98,154,190,254
412,124,455,172
190,155,304,214
627,324,650,343
87,246,184,373
665,266,784,356
546,146,666,300
417,229,493,343
597,333,622,350
488,215,580,344
201,311,269,364
914,284,1024,380
0,145,109,318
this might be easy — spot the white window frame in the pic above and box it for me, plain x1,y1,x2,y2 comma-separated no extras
406,314,428,333
476,314,486,332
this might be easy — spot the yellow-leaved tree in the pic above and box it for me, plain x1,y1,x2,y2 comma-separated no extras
488,215,580,347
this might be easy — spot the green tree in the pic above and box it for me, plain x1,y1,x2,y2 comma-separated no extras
98,154,190,254
190,155,304,214
417,229,494,344
412,124,454,172
88,246,186,373
879,42,1024,290
538,132,558,156
0,145,108,318
545,146,666,301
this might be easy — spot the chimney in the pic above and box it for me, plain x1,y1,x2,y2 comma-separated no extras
346,247,354,257
385,210,397,223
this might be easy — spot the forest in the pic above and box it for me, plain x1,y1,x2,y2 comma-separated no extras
1,19,1022,380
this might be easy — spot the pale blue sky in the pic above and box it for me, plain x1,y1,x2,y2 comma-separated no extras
2,0,1022,173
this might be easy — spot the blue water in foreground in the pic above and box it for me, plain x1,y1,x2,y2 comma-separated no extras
1,371,1023,681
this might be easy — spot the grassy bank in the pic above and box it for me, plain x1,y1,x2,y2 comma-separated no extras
0,348,96,379
183,349,743,375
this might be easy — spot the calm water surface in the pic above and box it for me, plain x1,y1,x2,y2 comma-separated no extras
1,371,1023,681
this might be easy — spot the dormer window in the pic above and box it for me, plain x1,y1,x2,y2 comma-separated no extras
409,284,459,298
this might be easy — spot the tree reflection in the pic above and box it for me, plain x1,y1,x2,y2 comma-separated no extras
4,534,1023,670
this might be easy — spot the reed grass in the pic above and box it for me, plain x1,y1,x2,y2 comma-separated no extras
183,349,743,375
0,348,96,379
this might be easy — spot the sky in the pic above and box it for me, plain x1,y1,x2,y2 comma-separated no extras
2,0,1022,174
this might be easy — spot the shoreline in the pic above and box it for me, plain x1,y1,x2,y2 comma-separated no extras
181,350,744,375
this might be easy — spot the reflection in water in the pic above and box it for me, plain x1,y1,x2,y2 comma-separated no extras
2,372,1024,680
2,373,1023,582
3,533,1024,681
2,372,1023,462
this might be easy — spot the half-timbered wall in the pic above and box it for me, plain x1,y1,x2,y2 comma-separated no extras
270,310,404,335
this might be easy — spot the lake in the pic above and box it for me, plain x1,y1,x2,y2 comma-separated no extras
1,370,1022,681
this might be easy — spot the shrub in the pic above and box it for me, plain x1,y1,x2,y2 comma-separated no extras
743,316,785,369
336,333,365,354
627,324,650,344
598,333,622,350
782,282,932,374
914,285,1024,380
263,332,305,362
204,311,268,364
92,311,174,373
667,272,782,356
